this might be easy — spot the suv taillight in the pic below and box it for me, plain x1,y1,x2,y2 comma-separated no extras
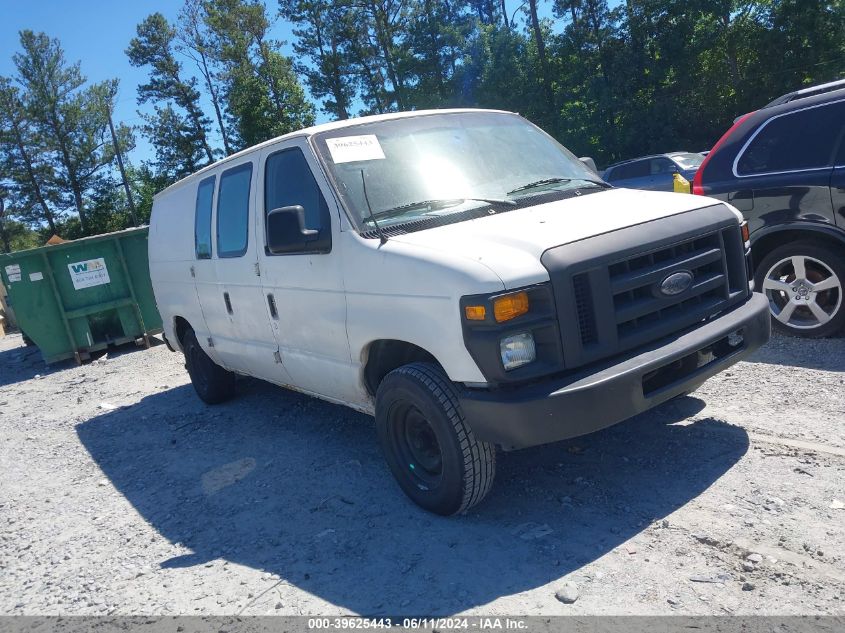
693,111,756,196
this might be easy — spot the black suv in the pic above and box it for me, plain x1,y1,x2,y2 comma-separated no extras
694,79,845,338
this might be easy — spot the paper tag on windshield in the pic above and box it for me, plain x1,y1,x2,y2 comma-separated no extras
325,135,385,164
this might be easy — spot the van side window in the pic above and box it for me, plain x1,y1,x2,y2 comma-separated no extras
217,163,253,258
265,148,330,233
737,101,845,175
194,176,215,259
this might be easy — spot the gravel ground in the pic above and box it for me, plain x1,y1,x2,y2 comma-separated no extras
1,330,843,616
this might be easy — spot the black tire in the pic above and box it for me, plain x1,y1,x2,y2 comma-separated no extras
21,331,35,347
755,240,845,338
182,329,236,404
375,362,496,515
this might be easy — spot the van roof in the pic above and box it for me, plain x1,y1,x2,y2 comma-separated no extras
154,108,513,200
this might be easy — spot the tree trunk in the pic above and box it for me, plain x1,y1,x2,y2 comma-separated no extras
9,119,56,233
107,111,139,227
315,16,349,120
173,69,215,163
371,5,405,110
250,30,294,122
528,0,554,111
722,14,740,89
350,31,387,113
0,198,11,253
198,49,232,155
45,108,87,233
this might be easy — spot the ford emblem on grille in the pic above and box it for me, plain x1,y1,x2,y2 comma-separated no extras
659,271,694,296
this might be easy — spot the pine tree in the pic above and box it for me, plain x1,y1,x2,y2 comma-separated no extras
14,31,118,234
0,76,60,233
127,13,216,163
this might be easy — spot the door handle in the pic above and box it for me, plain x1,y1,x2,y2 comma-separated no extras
223,292,233,314
267,293,278,319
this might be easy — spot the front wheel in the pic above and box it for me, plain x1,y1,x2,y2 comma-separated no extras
375,363,496,515
755,241,845,338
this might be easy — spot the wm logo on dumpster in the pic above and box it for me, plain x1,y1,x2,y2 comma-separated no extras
70,260,105,274
68,257,110,290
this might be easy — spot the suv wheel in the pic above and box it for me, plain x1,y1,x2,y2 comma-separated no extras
755,241,845,338
182,329,236,404
375,363,496,515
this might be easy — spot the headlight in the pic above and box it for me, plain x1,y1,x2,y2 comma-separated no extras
500,332,536,370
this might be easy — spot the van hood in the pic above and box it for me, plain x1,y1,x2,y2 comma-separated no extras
388,188,737,288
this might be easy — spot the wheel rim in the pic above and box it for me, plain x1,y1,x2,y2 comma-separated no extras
762,255,842,330
389,403,443,491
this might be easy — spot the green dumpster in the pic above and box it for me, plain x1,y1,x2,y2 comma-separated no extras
0,227,162,364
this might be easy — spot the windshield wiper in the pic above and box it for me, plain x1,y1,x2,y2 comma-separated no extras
507,177,608,195
369,197,516,222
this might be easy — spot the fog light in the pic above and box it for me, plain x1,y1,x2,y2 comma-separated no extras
500,332,536,370
728,330,744,347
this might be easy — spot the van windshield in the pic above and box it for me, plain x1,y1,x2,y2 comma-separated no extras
311,112,605,234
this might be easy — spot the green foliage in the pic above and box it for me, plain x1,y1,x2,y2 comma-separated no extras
203,0,315,148
127,13,215,166
279,0,358,119
2,0,844,250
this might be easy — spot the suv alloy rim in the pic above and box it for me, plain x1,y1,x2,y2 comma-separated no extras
762,255,842,329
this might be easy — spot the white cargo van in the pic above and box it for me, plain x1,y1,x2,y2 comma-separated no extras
149,109,770,515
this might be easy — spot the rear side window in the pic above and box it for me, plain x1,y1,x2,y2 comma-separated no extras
217,163,253,258
649,158,675,175
737,101,845,175
610,160,648,180
194,176,215,259
265,148,329,232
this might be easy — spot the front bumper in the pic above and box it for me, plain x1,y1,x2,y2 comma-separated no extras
458,292,770,450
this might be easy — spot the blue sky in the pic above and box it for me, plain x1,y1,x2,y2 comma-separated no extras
0,1,556,166
0,0,302,164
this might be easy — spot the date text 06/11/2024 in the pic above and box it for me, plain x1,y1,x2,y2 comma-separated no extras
307,617,529,630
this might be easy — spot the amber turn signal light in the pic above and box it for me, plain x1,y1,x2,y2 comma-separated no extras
493,291,529,322
741,222,750,243
464,305,487,321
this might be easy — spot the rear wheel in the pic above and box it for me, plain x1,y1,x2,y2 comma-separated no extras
182,329,236,404
755,241,845,338
375,362,496,515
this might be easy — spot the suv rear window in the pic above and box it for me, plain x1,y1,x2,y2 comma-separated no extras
737,100,845,175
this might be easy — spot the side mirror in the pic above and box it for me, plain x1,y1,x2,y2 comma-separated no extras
267,206,319,254
579,156,598,174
